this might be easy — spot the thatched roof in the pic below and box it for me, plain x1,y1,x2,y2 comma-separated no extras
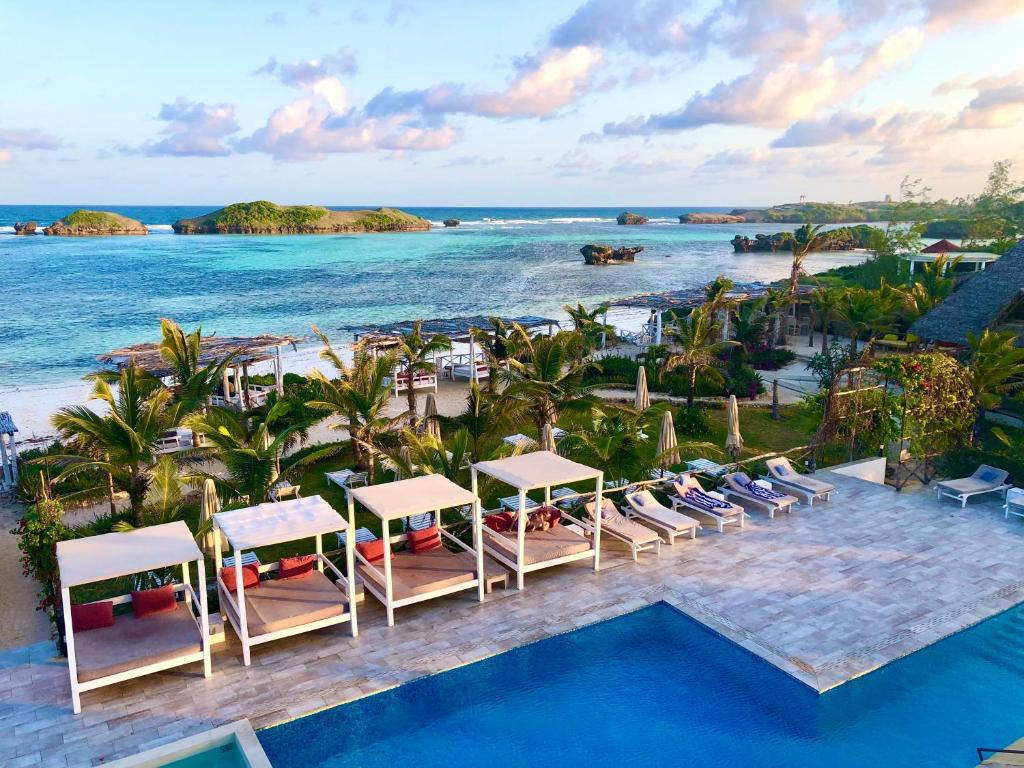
98,334,301,377
612,283,813,311
352,315,559,343
910,238,1024,347
921,239,961,254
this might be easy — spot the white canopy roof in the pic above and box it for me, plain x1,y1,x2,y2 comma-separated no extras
473,451,602,490
350,474,477,521
214,495,347,550
57,521,201,587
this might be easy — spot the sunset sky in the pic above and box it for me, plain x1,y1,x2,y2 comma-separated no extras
3,0,1024,205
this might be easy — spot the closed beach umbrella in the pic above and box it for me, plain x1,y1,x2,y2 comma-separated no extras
540,423,557,453
657,410,680,467
426,417,442,442
424,393,438,419
726,395,744,460
635,366,651,410
200,478,222,555
261,428,280,483
395,445,412,479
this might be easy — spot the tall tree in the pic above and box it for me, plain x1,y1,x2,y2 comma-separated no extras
395,321,451,423
967,329,1024,439
661,305,739,408
809,286,843,353
834,287,894,357
563,302,616,360
469,317,513,394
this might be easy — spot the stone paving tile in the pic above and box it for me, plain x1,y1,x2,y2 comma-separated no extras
3,472,1024,765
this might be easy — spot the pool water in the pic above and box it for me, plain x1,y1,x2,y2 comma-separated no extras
258,602,1024,767
162,742,250,768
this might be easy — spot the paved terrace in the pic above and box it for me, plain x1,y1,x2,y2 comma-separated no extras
4,471,1024,767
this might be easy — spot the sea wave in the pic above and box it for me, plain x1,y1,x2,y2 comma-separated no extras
0,226,14,234
145,224,174,233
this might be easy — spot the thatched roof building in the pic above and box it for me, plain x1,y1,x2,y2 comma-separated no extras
921,239,961,254
910,239,1024,347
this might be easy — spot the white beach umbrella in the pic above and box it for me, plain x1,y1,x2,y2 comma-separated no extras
200,478,222,555
635,366,651,410
657,409,680,467
540,423,557,453
726,395,744,460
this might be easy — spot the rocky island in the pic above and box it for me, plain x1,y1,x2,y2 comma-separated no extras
172,201,431,234
731,224,877,253
14,221,37,235
581,244,644,265
43,210,147,237
616,212,648,225
443,218,460,227
680,213,745,224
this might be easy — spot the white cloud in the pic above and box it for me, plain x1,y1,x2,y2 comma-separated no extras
254,47,358,86
552,148,600,176
950,70,1024,129
134,98,239,157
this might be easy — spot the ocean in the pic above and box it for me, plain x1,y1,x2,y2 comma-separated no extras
0,205,868,435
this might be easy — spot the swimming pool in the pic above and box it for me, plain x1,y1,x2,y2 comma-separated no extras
258,601,1024,767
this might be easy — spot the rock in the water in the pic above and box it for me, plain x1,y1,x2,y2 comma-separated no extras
681,213,745,224
616,211,649,225
43,210,147,236
14,221,37,235
581,243,644,265
443,219,460,227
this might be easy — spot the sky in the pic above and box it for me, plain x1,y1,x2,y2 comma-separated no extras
2,0,1024,206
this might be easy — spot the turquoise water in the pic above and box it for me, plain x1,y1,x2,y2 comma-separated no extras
0,206,867,387
162,741,249,768
258,602,1024,768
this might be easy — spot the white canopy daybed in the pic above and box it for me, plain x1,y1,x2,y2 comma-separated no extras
56,521,211,714
213,496,357,666
472,451,603,590
347,474,485,626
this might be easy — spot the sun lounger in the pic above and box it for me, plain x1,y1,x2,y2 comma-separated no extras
764,457,835,505
358,548,479,602
721,472,798,518
624,490,700,545
324,469,367,489
685,458,728,478
584,498,661,561
649,468,678,484
499,494,539,512
552,487,581,508
669,476,745,532
484,526,592,566
936,464,1010,508
221,570,348,638
503,433,538,449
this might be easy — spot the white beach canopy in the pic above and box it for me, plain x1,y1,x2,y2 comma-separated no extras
56,521,210,713
635,367,651,410
472,451,603,589
213,496,356,665
726,395,743,459
348,474,484,626
657,409,680,467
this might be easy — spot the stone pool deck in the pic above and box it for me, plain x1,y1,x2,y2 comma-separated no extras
4,471,1024,766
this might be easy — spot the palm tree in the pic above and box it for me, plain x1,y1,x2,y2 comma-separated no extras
661,305,739,408
395,321,451,423
703,275,735,343
967,329,1024,439
461,382,511,463
731,298,768,358
306,327,401,483
383,426,472,483
564,302,615,360
157,318,235,413
789,224,825,298
834,287,894,357
469,317,513,394
764,286,790,347
809,286,843,353
499,326,596,435
50,363,172,524
909,254,959,315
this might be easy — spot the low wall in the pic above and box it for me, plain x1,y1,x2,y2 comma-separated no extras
826,457,887,485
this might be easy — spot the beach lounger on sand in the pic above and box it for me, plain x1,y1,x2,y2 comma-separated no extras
935,464,1010,508
584,498,662,561
764,457,835,506
670,475,745,533
324,469,368,489
624,490,700,545
721,472,798,518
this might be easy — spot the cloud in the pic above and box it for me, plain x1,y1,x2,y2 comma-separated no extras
0,128,63,151
550,0,690,55
443,155,505,167
135,98,239,157
0,149,10,164
772,112,878,147
922,0,1024,33
254,47,359,86
552,149,600,176
951,69,1024,129
609,151,688,174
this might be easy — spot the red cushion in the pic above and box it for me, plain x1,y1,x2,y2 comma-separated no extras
484,512,514,532
220,563,260,593
130,584,176,619
356,539,393,564
526,506,561,531
408,524,443,553
278,555,315,580
70,601,113,632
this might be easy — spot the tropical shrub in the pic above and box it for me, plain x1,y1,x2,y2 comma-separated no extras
12,499,69,620
749,347,797,370
675,406,711,438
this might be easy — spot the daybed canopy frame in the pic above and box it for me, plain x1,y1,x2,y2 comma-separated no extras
56,521,210,714
347,474,485,627
213,496,357,666
471,451,603,590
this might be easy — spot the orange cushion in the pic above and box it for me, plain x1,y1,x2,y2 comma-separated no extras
408,524,443,553
278,555,315,580
220,563,260,593
356,539,393,564
70,601,114,632
130,584,176,619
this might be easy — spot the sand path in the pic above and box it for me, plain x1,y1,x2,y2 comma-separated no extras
0,498,52,650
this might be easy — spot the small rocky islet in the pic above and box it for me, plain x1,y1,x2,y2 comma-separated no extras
43,210,147,237
172,201,431,234
616,211,649,225
581,244,644,265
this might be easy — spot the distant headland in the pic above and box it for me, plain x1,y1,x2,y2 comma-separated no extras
171,201,431,234
684,200,960,224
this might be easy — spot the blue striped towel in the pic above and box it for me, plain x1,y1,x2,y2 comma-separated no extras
684,488,734,512
743,479,788,501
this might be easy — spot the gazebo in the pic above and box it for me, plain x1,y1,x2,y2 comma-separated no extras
213,496,357,666
347,474,485,626
471,451,603,590
56,521,211,713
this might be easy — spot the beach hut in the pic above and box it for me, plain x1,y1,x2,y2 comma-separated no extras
472,451,603,590
56,521,211,714
213,496,357,666
347,474,484,626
